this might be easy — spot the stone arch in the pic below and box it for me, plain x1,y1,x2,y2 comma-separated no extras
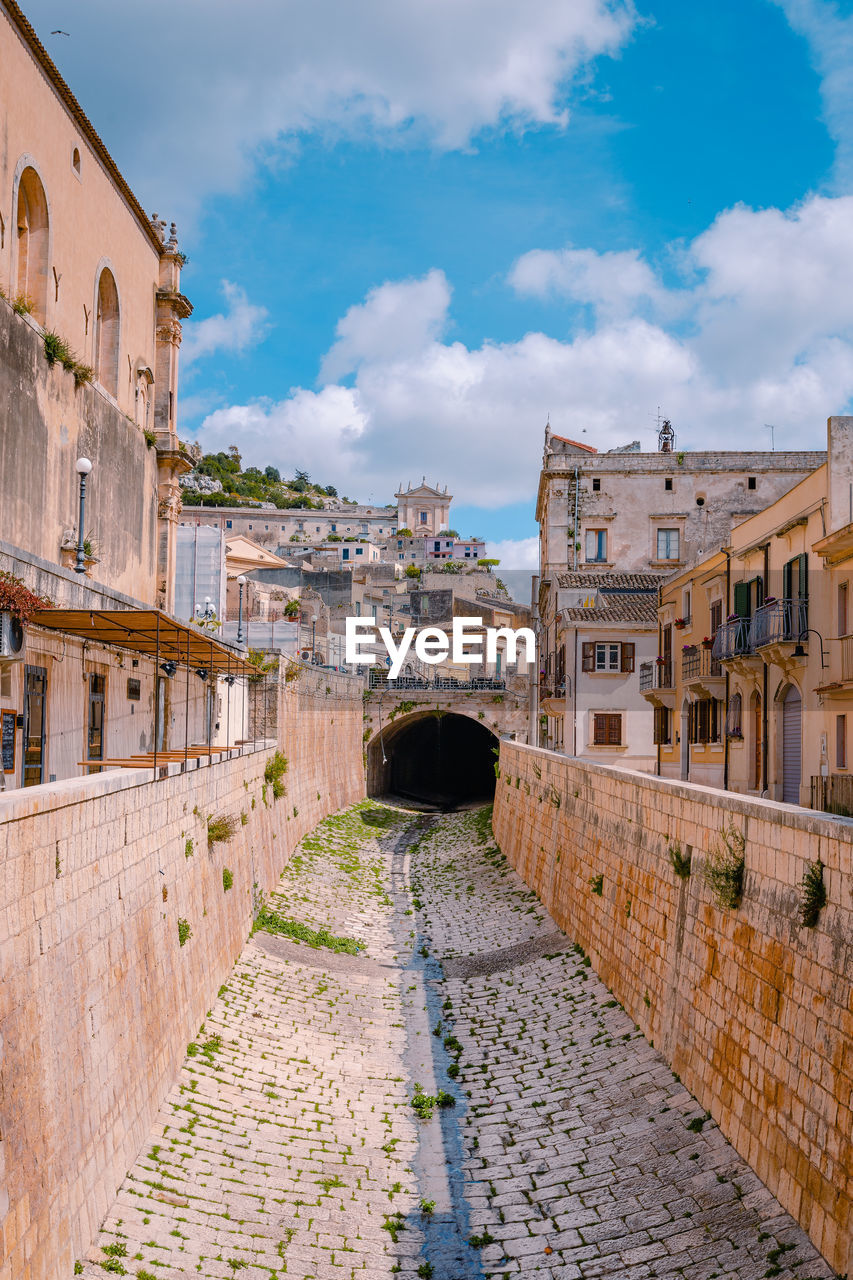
13,162,50,323
94,264,121,397
366,708,498,807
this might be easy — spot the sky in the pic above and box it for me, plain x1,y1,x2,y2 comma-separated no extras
22,0,853,565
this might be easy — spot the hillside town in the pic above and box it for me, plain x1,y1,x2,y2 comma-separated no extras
0,3,850,1280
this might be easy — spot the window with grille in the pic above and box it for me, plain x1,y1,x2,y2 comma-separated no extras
593,713,622,746
837,714,847,769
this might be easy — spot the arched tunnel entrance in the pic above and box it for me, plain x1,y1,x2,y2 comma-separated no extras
367,711,497,809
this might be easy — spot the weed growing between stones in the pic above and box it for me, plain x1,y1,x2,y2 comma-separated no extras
222,868,234,892
704,824,745,909
207,814,239,847
264,749,288,800
589,873,604,896
177,918,192,947
668,841,691,878
799,857,827,927
252,906,361,954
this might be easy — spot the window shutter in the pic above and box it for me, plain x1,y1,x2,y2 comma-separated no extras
621,643,635,673
733,581,750,618
607,714,622,745
581,643,595,672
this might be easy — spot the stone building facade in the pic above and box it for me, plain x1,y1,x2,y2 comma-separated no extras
536,427,825,755
0,0,204,791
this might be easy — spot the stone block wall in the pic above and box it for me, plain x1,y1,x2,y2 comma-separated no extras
0,664,364,1280
493,745,852,1276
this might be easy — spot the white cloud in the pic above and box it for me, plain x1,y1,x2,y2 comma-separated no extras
321,270,451,381
181,281,269,367
28,0,637,218
198,384,368,483
772,0,853,190
196,192,853,507
486,537,540,569
509,246,670,320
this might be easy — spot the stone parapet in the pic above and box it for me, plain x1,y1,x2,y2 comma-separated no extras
492,746,852,1277
0,663,364,1280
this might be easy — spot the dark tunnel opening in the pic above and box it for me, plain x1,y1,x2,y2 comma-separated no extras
369,712,497,809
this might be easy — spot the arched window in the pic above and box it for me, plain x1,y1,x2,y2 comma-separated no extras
94,268,120,397
15,166,49,324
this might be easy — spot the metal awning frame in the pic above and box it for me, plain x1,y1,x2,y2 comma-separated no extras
28,608,255,676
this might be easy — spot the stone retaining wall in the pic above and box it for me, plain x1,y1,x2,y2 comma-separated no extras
492,744,852,1276
0,664,364,1280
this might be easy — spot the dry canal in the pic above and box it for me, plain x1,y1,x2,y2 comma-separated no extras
79,803,832,1280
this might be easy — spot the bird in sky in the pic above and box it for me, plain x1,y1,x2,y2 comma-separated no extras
50,29,70,36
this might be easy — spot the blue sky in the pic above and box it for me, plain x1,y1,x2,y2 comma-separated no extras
25,0,853,562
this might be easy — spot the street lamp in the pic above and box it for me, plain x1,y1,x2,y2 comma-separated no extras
74,457,93,574
236,575,246,646
195,597,217,625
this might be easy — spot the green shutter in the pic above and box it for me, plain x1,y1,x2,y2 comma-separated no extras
733,581,750,618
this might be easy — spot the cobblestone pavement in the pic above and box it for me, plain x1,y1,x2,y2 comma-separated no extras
81,802,834,1280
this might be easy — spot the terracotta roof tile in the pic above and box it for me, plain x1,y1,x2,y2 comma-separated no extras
550,435,598,453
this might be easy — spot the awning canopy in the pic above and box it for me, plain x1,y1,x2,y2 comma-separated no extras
28,608,256,675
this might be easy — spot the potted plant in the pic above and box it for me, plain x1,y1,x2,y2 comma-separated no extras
701,636,714,649
0,569,53,623
655,656,667,666
674,617,687,629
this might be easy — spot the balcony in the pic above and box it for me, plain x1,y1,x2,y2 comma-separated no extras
639,659,675,708
713,618,753,663
751,598,808,648
681,644,725,699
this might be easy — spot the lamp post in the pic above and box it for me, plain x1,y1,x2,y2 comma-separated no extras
236,576,246,646
74,457,93,573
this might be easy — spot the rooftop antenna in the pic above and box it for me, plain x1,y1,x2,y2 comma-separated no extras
764,424,776,451
649,405,663,433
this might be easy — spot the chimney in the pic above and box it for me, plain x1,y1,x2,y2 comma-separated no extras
827,416,853,532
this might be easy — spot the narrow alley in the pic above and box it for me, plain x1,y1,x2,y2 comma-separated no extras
80,804,833,1280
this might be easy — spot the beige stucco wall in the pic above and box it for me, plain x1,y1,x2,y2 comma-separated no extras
493,743,852,1276
0,3,162,418
0,664,364,1280
538,449,825,578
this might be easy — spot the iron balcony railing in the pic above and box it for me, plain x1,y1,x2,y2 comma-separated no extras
639,659,673,691
842,634,853,683
368,669,506,691
751,598,808,649
713,618,752,660
682,646,722,681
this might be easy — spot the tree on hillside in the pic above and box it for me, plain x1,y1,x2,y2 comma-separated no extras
265,465,281,484
291,468,311,493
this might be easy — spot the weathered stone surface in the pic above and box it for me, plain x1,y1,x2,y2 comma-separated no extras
78,802,833,1280
493,745,853,1276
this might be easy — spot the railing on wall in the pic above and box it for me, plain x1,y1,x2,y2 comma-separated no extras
682,646,722,681
639,659,673,691
841,635,853,683
752,598,808,648
368,669,506,692
810,773,853,817
713,618,752,660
